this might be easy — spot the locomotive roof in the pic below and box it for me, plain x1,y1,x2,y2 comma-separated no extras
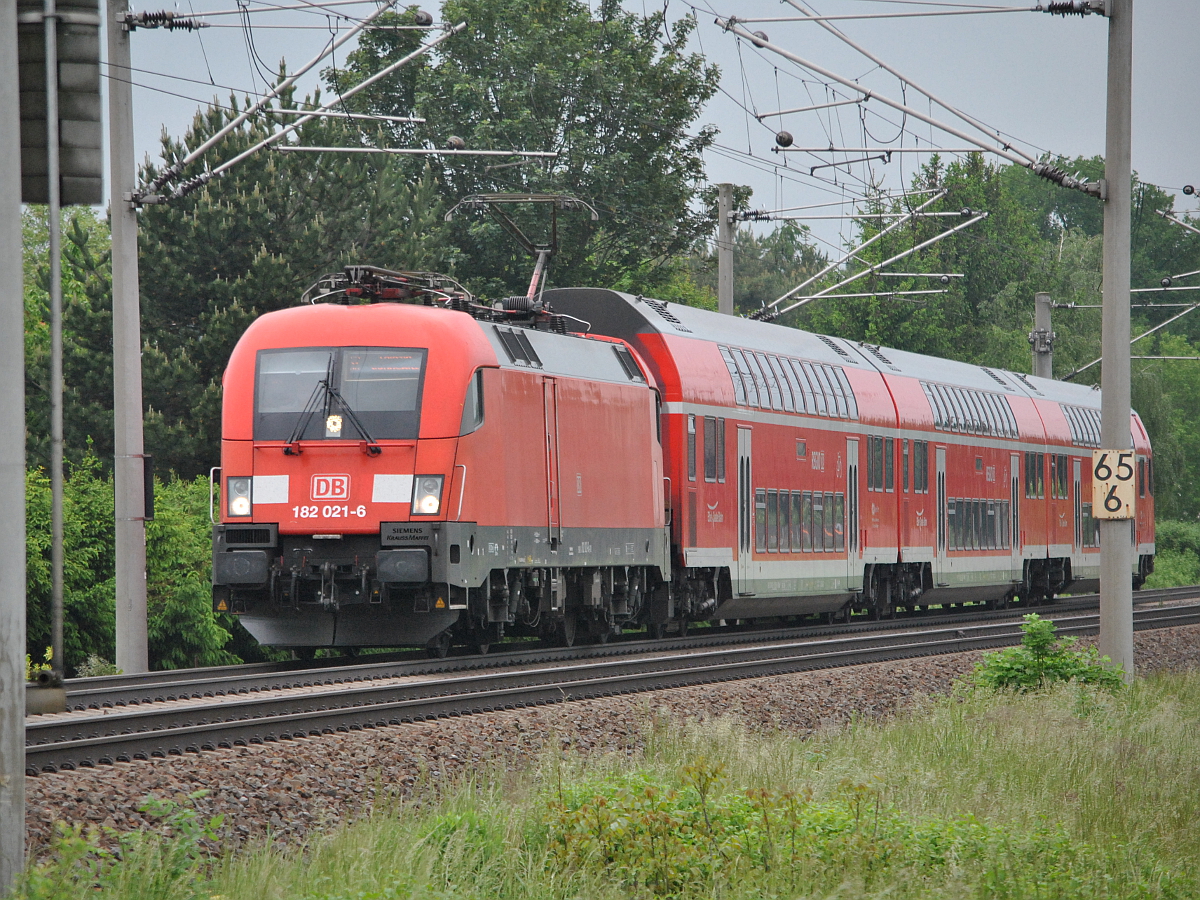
542,287,1107,414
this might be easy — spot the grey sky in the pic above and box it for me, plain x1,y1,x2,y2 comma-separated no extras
116,0,1199,259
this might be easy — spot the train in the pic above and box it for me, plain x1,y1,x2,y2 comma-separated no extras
211,266,1156,656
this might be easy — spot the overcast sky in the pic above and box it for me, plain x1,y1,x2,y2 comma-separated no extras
114,0,1200,260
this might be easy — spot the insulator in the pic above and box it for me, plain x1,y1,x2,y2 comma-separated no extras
1184,185,1196,196
940,275,951,285
551,315,568,334
446,135,466,151
501,295,535,312
751,30,769,47
1162,277,1173,288
1044,1,1090,17
775,130,793,148
413,10,434,26
961,208,972,217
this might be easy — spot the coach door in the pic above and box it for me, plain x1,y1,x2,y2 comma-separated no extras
1011,453,1022,580
543,377,561,549
846,439,860,589
934,447,948,584
737,427,753,593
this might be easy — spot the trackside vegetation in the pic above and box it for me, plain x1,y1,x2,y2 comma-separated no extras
12,668,1200,899
970,613,1125,692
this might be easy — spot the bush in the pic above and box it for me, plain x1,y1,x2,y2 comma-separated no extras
971,613,1124,692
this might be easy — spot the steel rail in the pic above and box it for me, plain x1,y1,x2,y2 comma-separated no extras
57,586,1200,711
25,601,1200,775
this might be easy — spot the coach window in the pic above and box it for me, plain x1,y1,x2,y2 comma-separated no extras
732,349,760,408
687,415,696,482
835,368,859,419
767,491,779,552
801,362,828,417
791,360,817,415
459,368,485,435
813,492,826,551
717,418,726,483
719,347,747,406
1138,457,1146,497
902,440,909,492
755,489,767,552
816,365,840,417
1058,454,1069,498
754,353,782,410
1049,455,1057,498
884,438,895,491
823,492,836,550
801,491,814,551
915,441,929,493
703,417,717,482
946,500,957,550
1037,454,1045,498
926,385,946,429
768,356,795,412
790,492,803,550
778,492,791,552
783,359,808,414
834,493,845,551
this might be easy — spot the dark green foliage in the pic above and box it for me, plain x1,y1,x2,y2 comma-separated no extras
25,454,239,673
687,222,827,316
971,613,1124,693
23,208,115,471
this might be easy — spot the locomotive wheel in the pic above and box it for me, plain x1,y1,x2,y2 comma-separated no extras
561,613,577,648
426,631,452,659
648,623,666,640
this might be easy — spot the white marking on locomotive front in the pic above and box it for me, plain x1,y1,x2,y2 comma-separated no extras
311,474,350,501
372,473,414,503
252,474,289,504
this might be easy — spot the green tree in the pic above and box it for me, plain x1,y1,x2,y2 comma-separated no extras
331,0,721,298
687,222,827,317
23,207,115,470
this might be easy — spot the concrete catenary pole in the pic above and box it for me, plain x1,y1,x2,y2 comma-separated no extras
1099,0,1134,681
107,0,149,674
45,0,66,682
1031,291,1054,379
0,0,28,886
717,183,734,315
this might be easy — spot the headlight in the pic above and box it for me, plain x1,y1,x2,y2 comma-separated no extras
411,475,444,515
227,477,252,517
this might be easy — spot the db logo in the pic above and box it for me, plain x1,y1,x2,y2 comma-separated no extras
311,474,350,500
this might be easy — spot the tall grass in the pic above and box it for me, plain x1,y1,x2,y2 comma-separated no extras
14,671,1200,900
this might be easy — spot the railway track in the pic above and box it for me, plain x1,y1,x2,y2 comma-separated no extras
25,593,1200,775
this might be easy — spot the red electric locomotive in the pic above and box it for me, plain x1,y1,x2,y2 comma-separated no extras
212,270,1155,654
212,269,670,655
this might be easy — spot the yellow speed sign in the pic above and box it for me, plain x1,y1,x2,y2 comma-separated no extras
1092,449,1136,520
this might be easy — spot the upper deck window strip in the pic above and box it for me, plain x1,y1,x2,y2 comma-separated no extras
1063,404,1102,448
718,344,858,420
922,381,1018,439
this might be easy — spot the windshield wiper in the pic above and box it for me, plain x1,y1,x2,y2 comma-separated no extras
284,354,333,455
325,384,381,456
283,354,381,456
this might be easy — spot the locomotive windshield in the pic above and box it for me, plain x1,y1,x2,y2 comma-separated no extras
254,346,426,441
